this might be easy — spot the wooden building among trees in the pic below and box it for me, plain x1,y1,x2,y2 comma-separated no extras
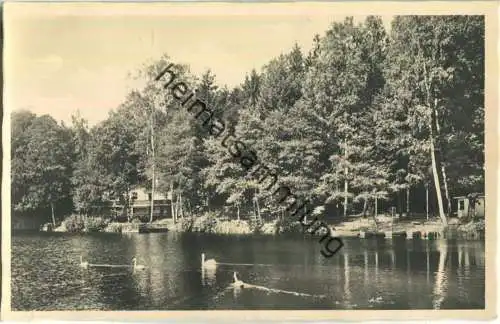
109,187,171,222
454,193,485,219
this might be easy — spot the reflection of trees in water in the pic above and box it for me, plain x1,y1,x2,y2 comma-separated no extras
457,242,485,307
129,234,194,309
132,235,166,307
426,244,431,284
343,253,351,307
80,236,484,310
364,251,369,283
432,240,448,309
337,240,484,310
17,234,486,310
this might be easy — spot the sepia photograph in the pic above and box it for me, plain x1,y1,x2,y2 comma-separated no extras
2,1,497,320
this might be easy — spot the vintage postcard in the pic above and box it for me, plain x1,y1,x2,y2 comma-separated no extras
2,1,497,321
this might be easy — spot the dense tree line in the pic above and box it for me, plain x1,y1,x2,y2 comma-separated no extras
11,16,484,225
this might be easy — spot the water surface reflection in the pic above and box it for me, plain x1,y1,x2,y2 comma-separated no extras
12,233,485,310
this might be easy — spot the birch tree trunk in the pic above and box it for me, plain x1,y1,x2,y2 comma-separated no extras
434,104,452,216
422,55,447,226
50,202,56,226
430,134,447,225
442,166,451,216
256,196,261,222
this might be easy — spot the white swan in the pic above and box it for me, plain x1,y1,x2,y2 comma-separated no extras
80,255,89,269
201,253,217,268
132,257,146,271
233,272,244,288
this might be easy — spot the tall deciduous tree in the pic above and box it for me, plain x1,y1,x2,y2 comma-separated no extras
12,113,73,224
380,15,484,225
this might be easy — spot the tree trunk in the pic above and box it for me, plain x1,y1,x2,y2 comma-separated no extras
149,103,156,223
398,190,403,218
179,192,184,219
362,198,368,218
441,165,451,216
149,170,155,223
175,195,180,220
344,182,348,218
344,141,348,219
50,202,56,226
429,103,447,225
170,184,176,223
126,185,131,222
149,136,155,224
370,199,378,230
237,204,240,221
406,187,410,218
255,197,261,222
421,56,447,226
375,196,378,218
426,183,429,221
253,197,256,218
171,203,174,223
434,104,452,216
430,135,447,226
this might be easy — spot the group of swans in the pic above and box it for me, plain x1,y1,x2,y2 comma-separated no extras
79,255,145,271
201,253,244,288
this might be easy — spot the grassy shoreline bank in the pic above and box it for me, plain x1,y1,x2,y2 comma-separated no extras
44,213,485,240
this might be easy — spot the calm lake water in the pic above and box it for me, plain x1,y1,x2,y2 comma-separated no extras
11,232,485,310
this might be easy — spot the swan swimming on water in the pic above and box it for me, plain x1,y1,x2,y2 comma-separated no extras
233,272,244,288
80,255,89,269
132,257,146,271
201,253,217,268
